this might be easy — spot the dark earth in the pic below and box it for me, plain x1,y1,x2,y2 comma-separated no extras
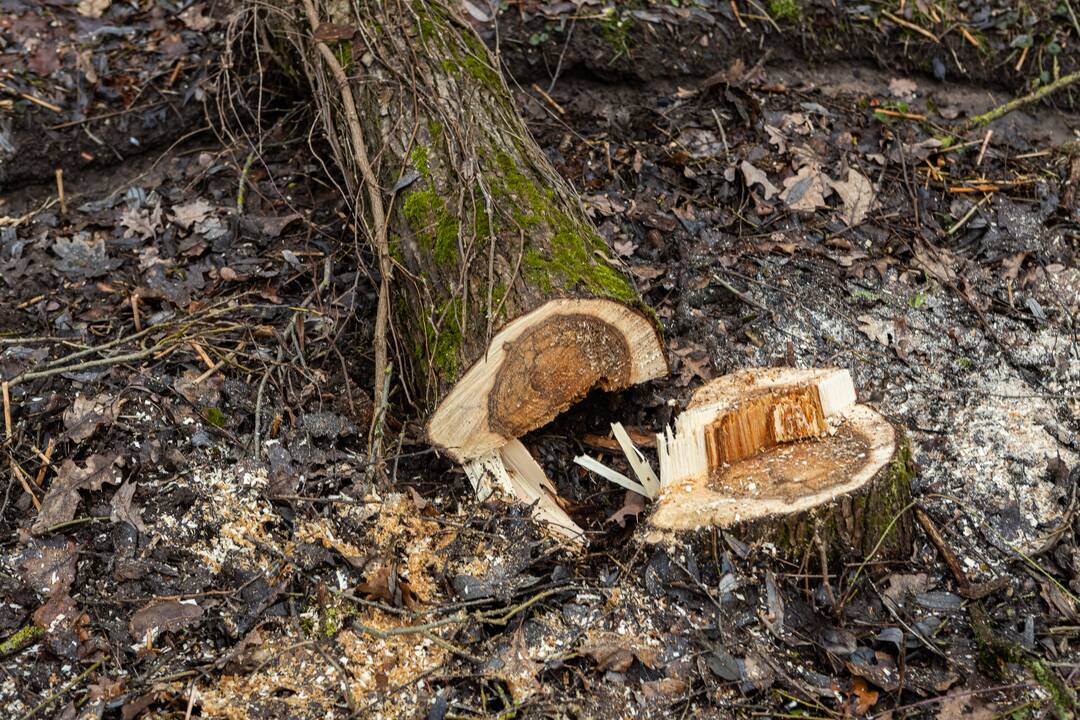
2,0,1080,718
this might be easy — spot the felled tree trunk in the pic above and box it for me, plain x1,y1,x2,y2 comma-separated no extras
267,0,666,467
648,369,914,562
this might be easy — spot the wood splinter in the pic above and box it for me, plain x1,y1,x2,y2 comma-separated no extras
649,367,915,561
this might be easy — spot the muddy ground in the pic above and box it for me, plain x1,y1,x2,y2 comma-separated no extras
2,0,1080,718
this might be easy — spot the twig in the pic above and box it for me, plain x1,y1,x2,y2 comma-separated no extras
193,343,245,384
0,623,43,656
946,193,990,235
1066,0,1080,40
55,169,66,214
3,381,39,510
0,82,63,113
958,69,1080,133
300,0,394,467
17,659,103,720
7,346,178,388
236,151,256,210
33,439,55,487
881,9,938,42
914,506,1007,600
975,129,993,167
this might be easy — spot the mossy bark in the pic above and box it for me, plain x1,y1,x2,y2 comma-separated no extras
734,434,916,564
267,0,651,416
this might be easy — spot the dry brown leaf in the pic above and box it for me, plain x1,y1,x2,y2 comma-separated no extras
830,169,875,226
740,161,779,200
851,677,880,715
77,0,111,17
780,164,830,211
63,393,116,442
32,454,122,534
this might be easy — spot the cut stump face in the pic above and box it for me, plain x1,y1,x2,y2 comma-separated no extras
650,368,897,533
428,298,667,464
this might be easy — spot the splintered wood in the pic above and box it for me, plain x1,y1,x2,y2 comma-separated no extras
650,367,897,534
703,384,827,466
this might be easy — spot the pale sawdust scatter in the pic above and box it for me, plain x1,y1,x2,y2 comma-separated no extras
296,517,367,565
200,611,449,719
337,607,449,703
366,493,454,603
154,466,281,574
199,627,342,720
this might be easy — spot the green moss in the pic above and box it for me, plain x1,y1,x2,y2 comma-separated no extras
473,202,492,240
389,234,405,264
769,0,802,22
416,13,438,42
970,603,1022,677
428,120,443,146
203,407,226,428
461,55,501,88
1029,659,1075,715
403,188,459,265
428,298,463,380
0,624,43,655
490,150,634,303
332,39,353,73
411,144,430,177
320,605,344,638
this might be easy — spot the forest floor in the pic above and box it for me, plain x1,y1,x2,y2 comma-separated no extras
2,0,1080,718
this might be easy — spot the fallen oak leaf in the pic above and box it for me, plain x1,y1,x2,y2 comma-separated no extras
780,164,830,211
63,393,118,442
32,454,122,534
829,169,875,226
740,161,779,200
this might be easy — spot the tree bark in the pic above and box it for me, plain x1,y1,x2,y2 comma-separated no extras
268,0,666,462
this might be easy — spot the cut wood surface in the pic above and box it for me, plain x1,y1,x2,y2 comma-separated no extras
649,368,913,560
271,0,667,472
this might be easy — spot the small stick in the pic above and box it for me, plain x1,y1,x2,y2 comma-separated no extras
193,343,245,384
914,507,969,588
881,9,938,42
1015,44,1030,72
874,108,928,121
190,341,215,370
130,293,142,332
167,60,184,88
946,193,990,235
33,439,55,487
55,169,66,214
958,26,980,48
730,0,748,29
2,382,40,510
530,83,565,115
959,69,1080,134
975,129,993,167
711,108,730,157
0,82,63,113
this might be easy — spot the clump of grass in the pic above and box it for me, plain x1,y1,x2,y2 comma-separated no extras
770,0,802,22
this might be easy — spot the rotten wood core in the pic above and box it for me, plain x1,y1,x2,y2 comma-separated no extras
649,368,910,561
430,299,665,463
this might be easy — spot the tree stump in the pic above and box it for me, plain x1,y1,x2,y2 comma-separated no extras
649,368,914,561
268,0,666,462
